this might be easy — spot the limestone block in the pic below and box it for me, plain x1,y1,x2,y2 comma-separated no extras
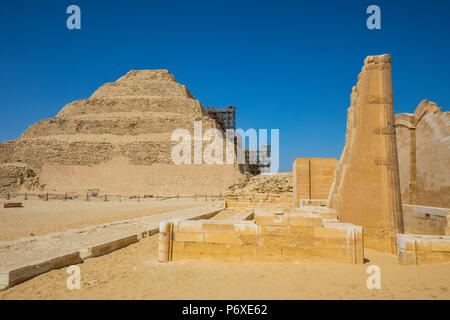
242,244,262,256
415,239,432,251
266,234,313,247
396,234,416,250
176,220,203,233
431,239,450,252
261,225,288,236
0,252,81,290
402,204,448,235
202,222,236,234
234,223,259,235
318,212,338,220
90,235,139,257
313,226,352,239
184,242,204,254
160,221,173,233
288,214,323,227
287,226,314,237
203,232,241,245
238,234,265,246
254,213,289,226
171,241,185,253
173,232,204,243
396,234,450,264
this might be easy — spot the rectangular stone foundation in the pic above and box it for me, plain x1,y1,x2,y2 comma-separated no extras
397,234,450,265
225,192,293,211
159,212,364,264
298,199,328,207
402,204,449,235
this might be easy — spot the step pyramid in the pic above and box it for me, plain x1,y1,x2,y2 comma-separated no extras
0,70,244,196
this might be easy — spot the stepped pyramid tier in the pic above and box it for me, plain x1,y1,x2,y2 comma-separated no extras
328,54,404,254
0,70,244,195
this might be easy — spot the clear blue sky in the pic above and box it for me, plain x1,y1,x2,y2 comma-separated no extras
0,0,449,172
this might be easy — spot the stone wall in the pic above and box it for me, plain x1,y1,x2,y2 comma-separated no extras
397,234,450,265
159,211,364,264
403,204,449,236
395,100,450,208
292,158,337,208
225,193,292,206
328,55,404,254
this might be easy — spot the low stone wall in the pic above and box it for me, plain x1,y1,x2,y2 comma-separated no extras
225,192,292,211
159,212,364,264
298,199,328,207
397,234,450,265
293,206,338,221
225,192,292,203
403,204,449,235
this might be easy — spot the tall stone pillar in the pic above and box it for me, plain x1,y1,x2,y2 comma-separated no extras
329,54,404,254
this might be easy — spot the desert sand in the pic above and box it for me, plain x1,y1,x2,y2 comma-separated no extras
0,198,205,241
0,233,448,300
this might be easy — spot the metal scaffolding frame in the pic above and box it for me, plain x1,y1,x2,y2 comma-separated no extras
206,106,236,131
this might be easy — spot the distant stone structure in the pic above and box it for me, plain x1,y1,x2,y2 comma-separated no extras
0,70,244,196
328,54,404,254
225,173,293,211
292,158,337,208
395,100,449,208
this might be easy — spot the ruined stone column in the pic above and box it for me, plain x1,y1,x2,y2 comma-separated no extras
158,221,173,262
329,54,404,254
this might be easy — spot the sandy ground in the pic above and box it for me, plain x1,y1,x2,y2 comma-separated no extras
1,234,449,300
0,198,207,241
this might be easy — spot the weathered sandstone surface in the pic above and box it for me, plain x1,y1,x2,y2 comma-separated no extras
226,172,293,195
292,158,337,208
395,100,449,208
328,54,404,254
